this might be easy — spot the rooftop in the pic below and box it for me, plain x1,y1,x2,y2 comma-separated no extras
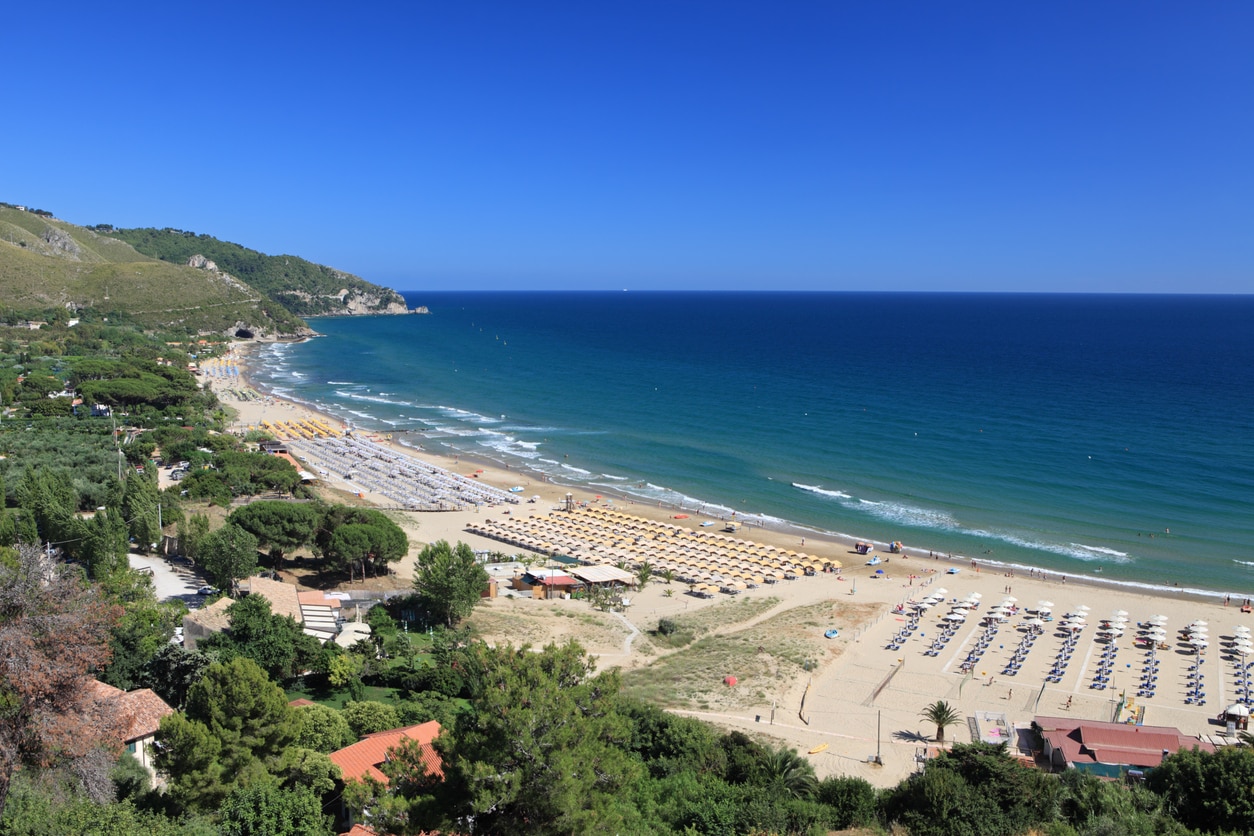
239,575,303,622
329,721,443,785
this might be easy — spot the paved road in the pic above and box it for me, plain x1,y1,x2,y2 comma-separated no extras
128,552,210,607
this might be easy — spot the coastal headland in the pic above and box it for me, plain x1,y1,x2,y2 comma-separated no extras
207,338,1248,788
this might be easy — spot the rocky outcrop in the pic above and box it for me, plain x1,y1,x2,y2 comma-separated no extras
40,226,83,258
187,254,218,271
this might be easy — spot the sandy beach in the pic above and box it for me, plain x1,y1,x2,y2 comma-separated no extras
201,339,1251,787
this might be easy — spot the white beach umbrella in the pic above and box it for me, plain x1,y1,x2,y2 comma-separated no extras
1114,610,1129,617
1190,637,1209,647
946,613,966,622
1147,628,1167,638
1191,620,1209,627
1235,626,1252,635
1150,614,1168,622
1026,617,1044,626
1004,596,1017,603
968,591,981,598
1076,605,1091,612
935,588,948,595
1037,600,1055,609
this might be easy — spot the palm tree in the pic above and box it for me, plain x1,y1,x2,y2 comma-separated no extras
635,561,653,589
661,567,675,585
756,746,818,799
921,700,962,744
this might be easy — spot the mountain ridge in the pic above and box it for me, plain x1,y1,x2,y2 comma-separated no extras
0,202,410,338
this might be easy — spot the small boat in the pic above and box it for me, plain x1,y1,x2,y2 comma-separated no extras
824,628,840,639
508,486,524,493
808,743,829,754
866,555,882,566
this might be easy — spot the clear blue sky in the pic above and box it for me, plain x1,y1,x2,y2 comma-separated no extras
4,2,1251,292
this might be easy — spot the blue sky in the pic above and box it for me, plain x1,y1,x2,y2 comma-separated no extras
4,2,1250,291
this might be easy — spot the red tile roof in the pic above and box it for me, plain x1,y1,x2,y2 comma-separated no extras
1036,715,1215,768
298,590,342,608
84,680,174,743
330,721,443,785
289,698,318,707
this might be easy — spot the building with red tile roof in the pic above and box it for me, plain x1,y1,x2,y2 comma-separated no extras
329,721,443,785
84,680,174,779
1036,715,1216,773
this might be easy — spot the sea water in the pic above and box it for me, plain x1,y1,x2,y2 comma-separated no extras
248,292,1254,596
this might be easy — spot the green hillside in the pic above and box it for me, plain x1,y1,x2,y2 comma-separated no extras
0,205,309,336
101,226,408,317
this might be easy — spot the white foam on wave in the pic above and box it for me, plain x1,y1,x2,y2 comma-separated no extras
327,381,355,385
793,482,1130,564
857,498,959,529
792,482,852,500
1234,560,1254,569
343,392,415,408
435,405,501,424
474,429,543,460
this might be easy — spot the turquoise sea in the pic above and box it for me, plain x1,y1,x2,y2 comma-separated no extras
248,292,1254,599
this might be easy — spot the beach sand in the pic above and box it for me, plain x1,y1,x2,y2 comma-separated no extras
202,340,1249,787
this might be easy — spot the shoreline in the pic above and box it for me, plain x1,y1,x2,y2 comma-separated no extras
208,337,1254,786
221,338,1238,605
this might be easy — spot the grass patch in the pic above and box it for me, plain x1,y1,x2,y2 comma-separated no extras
623,600,878,711
466,601,630,652
285,680,399,709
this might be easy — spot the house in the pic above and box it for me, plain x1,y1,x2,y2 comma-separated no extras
188,577,341,645
84,680,174,781
238,575,303,622
1035,715,1216,776
182,596,234,650
330,721,443,828
512,569,578,599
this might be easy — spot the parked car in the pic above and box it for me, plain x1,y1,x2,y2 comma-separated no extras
197,585,218,596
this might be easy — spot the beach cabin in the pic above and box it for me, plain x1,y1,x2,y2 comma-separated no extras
569,564,637,591
513,569,579,599
1034,716,1215,776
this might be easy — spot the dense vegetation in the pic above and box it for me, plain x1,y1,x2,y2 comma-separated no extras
101,226,406,317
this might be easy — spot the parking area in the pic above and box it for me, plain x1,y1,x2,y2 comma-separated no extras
128,552,212,607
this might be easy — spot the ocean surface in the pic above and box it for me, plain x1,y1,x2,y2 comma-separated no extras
248,292,1254,598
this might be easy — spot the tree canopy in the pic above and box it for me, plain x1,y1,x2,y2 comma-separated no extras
228,501,321,565
412,540,487,628
155,657,299,813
